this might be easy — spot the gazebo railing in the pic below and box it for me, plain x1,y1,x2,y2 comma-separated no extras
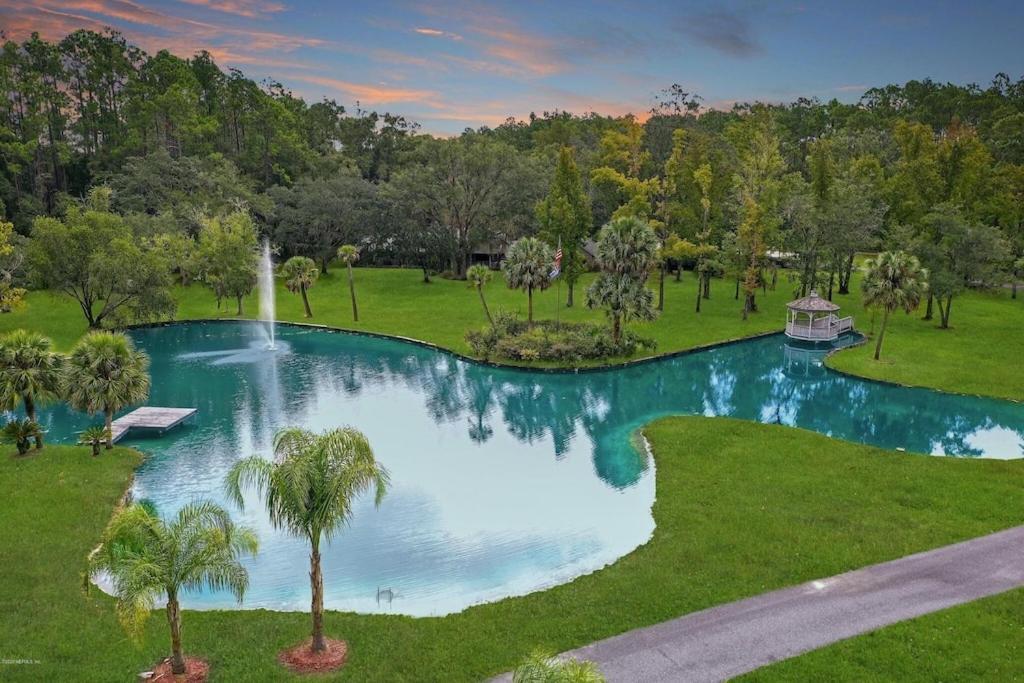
785,315,854,340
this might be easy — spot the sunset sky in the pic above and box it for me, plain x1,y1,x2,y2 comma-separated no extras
3,0,1023,134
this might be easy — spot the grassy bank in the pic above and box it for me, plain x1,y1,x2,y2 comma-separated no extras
743,588,1024,681
4,267,1023,398
4,418,1024,681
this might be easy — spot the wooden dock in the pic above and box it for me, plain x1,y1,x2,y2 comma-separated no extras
110,407,198,443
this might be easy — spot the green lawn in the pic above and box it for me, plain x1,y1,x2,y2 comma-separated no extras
743,588,1024,681
5,267,1021,398
4,418,1024,681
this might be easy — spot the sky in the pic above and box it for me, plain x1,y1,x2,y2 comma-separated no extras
2,0,1023,134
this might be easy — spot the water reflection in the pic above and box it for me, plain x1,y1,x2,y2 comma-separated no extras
34,322,1024,616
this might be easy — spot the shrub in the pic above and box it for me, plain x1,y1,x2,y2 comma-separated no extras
466,313,654,363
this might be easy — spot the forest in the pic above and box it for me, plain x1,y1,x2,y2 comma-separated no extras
2,28,1023,331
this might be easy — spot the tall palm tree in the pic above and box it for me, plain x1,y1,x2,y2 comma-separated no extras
862,251,928,360
90,501,257,676
586,217,659,344
0,330,63,449
502,237,553,328
466,264,494,325
281,256,320,318
225,427,388,654
337,245,360,322
64,332,150,449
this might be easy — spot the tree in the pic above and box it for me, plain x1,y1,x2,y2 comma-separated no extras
388,135,544,276
536,147,592,306
337,245,360,322
64,331,150,449
270,172,377,273
466,264,494,325
2,418,42,455
737,197,767,320
586,216,659,343
916,205,1009,328
225,427,388,655
513,650,605,683
0,221,26,311
502,237,553,328
78,425,110,457
196,211,259,315
28,195,176,328
862,251,928,360
0,330,63,449
280,256,318,318
90,501,257,676
654,234,693,311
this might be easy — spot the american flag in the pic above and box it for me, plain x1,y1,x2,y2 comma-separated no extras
550,243,563,278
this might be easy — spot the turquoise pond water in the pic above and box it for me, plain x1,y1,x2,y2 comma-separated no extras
36,321,1024,616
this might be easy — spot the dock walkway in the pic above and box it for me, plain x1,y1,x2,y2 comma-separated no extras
109,407,197,443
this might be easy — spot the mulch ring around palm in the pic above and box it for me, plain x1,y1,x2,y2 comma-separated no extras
144,656,209,682
278,638,349,674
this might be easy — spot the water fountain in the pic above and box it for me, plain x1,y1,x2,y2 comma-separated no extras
257,240,276,350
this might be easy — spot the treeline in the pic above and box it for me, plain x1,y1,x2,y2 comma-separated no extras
2,29,1023,331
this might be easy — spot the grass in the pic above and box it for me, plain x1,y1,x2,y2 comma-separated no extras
4,267,1021,398
4,418,1024,681
826,289,1024,402
742,588,1024,681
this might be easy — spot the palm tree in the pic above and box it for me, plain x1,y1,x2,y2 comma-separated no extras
502,238,553,327
513,650,605,683
0,330,63,449
281,256,320,318
862,251,928,360
586,217,660,344
337,245,360,322
64,332,150,449
78,425,110,457
466,264,494,325
2,418,42,455
225,427,388,655
90,501,257,676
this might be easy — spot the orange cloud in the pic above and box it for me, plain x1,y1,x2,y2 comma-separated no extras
287,73,439,105
178,0,286,19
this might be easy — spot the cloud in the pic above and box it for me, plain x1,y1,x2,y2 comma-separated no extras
677,8,763,57
177,0,286,19
413,27,462,40
287,73,440,105
833,84,868,93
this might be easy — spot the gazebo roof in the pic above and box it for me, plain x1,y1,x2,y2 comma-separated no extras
786,290,840,312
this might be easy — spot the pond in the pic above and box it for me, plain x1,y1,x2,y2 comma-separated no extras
37,322,1024,616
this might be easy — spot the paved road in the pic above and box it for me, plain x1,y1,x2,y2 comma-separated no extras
495,526,1024,682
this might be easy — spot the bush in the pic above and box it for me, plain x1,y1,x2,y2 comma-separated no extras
466,312,655,362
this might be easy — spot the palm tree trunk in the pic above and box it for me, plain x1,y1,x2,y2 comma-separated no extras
477,286,493,325
347,264,359,322
658,266,665,311
236,295,244,316
23,394,42,449
300,284,312,318
527,286,534,328
310,545,326,653
612,315,621,345
566,281,574,307
874,309,890,360
167,596,186,675
923,293,933,320
695,274,702,313
104,408,114,450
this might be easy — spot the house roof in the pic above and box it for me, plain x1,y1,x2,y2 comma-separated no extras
786,290,840,312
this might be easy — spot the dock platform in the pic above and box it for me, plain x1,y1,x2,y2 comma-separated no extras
110,407,197,443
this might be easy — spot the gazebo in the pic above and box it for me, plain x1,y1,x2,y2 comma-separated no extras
784,290,854,341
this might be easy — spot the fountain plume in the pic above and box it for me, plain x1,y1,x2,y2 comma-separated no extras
258,240,276,350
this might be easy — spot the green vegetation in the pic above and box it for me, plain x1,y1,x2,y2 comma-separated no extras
743,588,1024,681
5,418,1024,681
467,315,654,362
